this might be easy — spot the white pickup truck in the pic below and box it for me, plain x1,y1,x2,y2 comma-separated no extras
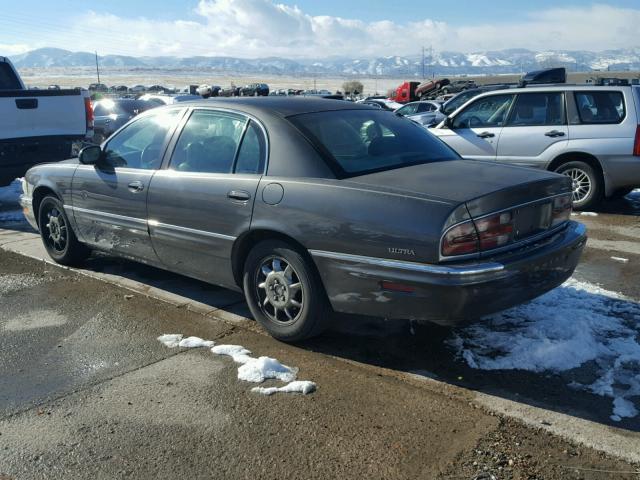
0,56,93,186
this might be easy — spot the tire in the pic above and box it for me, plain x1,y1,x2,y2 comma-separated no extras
243,239,330,342
554,161,603,210
38,196,90,266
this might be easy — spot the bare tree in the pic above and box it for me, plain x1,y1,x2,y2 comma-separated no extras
342,80,364,96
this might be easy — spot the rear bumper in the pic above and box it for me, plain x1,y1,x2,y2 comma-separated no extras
310,221,587,325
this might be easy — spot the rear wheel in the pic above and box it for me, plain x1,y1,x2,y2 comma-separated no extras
554,161,603,210
38,196,90,265
243,240,330,342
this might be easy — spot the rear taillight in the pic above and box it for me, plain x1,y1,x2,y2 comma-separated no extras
84,97,94,130
441,221,478,256
634,125,640,156
475,212,514,250
552,195,572,226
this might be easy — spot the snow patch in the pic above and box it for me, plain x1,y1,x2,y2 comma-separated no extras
178,336,215,348
157,334,183,348
237,356,298,383
252,381,317,396
580,212,598,217
211,344,253,363
611,256,629,263
451,278,640,421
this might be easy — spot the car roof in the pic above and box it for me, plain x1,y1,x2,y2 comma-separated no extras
178,97,371,117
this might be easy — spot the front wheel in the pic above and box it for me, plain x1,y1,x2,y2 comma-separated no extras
554,161,603,210
243,240,330,342
38,196,90,265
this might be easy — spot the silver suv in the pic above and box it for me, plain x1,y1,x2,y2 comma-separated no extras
430,85,640,209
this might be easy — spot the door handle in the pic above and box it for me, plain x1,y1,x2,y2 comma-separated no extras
128,181,144,192
227,190,251,201
476,131,495,138
545,130,565,137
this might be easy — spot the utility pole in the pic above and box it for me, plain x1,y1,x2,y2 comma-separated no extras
95,51,101,84
422,46,425,80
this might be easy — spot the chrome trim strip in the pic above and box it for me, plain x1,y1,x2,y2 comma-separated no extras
65,205,147,225
308,250,504,276
148,220,236,241
66,205,237,241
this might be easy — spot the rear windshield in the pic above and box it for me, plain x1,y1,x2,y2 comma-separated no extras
574,91,625,124
0,62,22,90
289,109,458,178
95,99,155,116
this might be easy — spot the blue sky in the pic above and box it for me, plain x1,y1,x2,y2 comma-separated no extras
1,1,638,58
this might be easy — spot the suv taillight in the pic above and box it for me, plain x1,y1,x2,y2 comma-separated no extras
84,97,94,130
442,212,514,257
634,125,640,156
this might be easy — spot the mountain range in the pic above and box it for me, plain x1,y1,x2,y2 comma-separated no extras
9,47,640,76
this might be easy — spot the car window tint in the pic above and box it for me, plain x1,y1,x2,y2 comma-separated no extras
289,109,458,178
0,62,21,90
235,121,266,174
452,94,514,129
103,110,180,170
575,91,625,124
507,93,565,126
170,110,246,174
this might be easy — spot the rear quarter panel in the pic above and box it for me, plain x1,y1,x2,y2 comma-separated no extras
251,177,461,265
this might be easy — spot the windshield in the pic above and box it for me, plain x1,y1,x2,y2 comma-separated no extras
289,109,459,178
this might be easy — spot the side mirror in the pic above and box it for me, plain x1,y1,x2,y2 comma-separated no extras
78,145,103,165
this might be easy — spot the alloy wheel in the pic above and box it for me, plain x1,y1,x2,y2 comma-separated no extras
44,206,68,253
255,256,304,324
563,167,592,203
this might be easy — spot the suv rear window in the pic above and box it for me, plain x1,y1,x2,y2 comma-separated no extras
289,109,458,178
575,91,625,124
0,62,22,90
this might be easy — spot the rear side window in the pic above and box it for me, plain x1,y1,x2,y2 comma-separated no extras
507,92,565,126
574,91,625,124
289,109,458,178
0,62,22,90
235,121,266,174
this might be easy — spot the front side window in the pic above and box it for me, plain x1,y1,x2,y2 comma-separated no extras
103,109,181,169
452,94,514,129
289,109,458,178
575,91,625,124
507,93,565,126
170,110,246,173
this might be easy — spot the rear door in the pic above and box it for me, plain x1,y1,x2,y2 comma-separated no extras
496,91,569,167
147,108,267,288
71,108,184,261
433,93,514,161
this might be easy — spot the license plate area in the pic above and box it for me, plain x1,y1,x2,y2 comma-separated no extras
512,202,552,240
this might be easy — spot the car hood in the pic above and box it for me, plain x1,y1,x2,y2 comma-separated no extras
346,159,571,218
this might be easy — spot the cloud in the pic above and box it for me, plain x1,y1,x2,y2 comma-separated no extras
51,2,640,57
0,43,31,55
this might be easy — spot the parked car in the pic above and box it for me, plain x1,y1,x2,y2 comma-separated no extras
441,80,477,94
359,99,402,111
415,78,450,100
431,85,640,209
241,83,269,96
0,55,93,186
395,101,445,126
91,98,157,144
21,98,586,342
130,85,147,93
138,94,202,106
88,83,108,93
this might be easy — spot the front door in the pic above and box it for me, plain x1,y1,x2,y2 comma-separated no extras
433,93,515,161
496,92,569,168
70,109,183,262
147,109,267,288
